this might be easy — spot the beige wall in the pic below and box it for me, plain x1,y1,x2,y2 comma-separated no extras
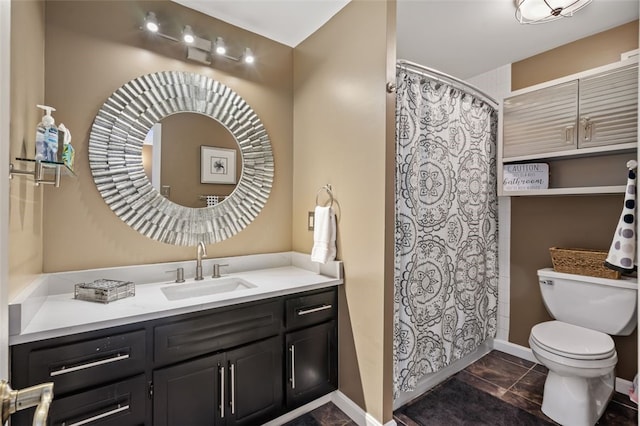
509,22,639,380
512,20,638,90
41,0,293,273
159,114,239,208
292,0,396,422
9,1,45,300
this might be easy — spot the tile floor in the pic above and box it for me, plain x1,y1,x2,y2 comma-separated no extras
286,350,638,425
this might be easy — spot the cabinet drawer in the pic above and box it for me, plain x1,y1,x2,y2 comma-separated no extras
286,288,336,330
154,300,283,366
23,330,146,396
48,374,147,426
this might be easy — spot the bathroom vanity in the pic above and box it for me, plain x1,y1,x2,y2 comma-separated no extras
9,252,341,425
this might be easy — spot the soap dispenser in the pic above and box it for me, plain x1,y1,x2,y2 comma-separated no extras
34,105,58,162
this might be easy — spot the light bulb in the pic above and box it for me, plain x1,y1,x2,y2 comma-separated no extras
183,25,195,44
243,48,255,64
214,37,227,55
145,12,159,33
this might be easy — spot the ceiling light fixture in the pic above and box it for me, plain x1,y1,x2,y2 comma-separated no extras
515,0,592,24
145,11,159,33
182,25,195,44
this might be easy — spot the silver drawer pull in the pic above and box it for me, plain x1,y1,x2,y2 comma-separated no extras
290,345,296,389
66,404,130,426
297,304,332,316
219,365,225,419
50,353,130,377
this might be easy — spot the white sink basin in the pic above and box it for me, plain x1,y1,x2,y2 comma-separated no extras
161,277,256,301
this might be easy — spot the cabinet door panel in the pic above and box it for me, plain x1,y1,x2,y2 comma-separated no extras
153,354,224,426
285,321,337,408
227,336,283,425
503,80,578,158
578,63,638,149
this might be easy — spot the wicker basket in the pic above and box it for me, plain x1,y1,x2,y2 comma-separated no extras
549,247,620,279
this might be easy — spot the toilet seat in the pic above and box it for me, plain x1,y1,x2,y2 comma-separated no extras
530,321,615,360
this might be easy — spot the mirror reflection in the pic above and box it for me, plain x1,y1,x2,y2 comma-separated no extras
142,113,242,208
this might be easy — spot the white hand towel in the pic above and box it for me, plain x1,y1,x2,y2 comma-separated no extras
311,206,336,264
605,166,637,274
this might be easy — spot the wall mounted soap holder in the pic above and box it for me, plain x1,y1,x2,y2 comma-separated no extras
9,158,75,187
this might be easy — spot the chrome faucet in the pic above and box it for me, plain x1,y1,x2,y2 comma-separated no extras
195,241,207,281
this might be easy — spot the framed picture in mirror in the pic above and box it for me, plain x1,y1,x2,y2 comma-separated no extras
201,146,236,184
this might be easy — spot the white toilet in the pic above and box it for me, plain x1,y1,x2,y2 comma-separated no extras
529,268,637,426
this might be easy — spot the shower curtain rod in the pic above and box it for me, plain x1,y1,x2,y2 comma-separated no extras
396,60,499,109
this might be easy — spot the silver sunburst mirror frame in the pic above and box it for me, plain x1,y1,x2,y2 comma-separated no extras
88,71,274,246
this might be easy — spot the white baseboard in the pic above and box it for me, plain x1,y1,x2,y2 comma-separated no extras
616,377,633,396
492,338,536,363
332,390,397,426
493,339,634,395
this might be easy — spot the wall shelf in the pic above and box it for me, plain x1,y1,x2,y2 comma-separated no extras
9,158,75,187
502,142,637,164
502,185,627,197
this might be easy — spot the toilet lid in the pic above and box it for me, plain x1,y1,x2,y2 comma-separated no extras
530,321,615,360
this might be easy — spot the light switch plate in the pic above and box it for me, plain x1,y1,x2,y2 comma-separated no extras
308,211,315,231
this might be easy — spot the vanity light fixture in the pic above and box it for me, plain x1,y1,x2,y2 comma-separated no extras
145,11,159,33
142,12,256,66
515,0,593,24
242,48,255,64
182,25,195,44
214,37,227,55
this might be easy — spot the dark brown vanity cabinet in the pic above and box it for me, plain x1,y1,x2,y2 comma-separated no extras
10,286,338,425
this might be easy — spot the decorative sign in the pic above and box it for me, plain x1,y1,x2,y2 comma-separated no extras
503,163,549,191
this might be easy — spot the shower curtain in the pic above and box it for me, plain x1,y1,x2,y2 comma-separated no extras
393,66,499,394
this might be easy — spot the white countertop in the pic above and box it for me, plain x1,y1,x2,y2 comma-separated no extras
10,252,343,345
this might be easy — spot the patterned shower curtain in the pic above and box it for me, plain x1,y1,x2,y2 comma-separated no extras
393,67,499,395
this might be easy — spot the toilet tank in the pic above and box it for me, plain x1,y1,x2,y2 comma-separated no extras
538,268,638,335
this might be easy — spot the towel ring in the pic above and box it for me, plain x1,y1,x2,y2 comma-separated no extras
316,184,334,208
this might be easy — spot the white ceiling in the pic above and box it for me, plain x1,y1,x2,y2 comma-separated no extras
175,0,639,79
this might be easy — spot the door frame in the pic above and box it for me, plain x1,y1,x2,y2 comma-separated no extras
0,0,11,379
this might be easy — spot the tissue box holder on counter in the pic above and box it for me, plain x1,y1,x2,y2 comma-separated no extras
74,279,135,303
549,247,621,280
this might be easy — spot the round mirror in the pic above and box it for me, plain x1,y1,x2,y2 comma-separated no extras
89,71,274,246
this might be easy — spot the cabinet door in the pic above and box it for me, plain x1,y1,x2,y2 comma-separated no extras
578,63,638,149
153,354,225,426
225,337,283,425
503,80,578,158
285,321,337,408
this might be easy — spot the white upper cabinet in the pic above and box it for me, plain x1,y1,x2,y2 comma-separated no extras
578,63,638,149
503,60,638,161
